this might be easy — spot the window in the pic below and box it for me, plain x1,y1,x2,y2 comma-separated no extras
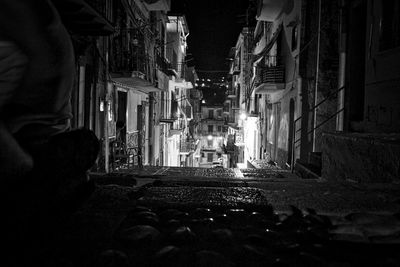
208,125,213,133
208,110,214,119
380,0,400,51
217,126,222,132
207,139,213,147
217,110,222,117
207,153,213,162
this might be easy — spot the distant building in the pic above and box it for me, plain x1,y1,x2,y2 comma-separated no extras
198,105,228,168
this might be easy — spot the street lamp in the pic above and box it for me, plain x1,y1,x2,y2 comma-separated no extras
240,113,247,120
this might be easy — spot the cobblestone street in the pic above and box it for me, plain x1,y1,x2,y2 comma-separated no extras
6,165,400,266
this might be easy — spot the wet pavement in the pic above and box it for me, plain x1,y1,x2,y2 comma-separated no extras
6,165,400,266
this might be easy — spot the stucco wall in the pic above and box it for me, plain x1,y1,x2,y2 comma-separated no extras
322,132,400,182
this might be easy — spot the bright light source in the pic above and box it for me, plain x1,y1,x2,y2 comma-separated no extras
240,113,247,120
225,85,229,88
99,101,104,111
201,83,205,87
202,99,206,104
207,79,211,82
195,83,198,86
207,135,213,140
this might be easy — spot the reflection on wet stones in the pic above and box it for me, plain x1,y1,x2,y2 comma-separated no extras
116,225,160,247
95,249,129,267
97,202,400,266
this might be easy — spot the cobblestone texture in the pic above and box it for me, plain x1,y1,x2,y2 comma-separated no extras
6,165,400,266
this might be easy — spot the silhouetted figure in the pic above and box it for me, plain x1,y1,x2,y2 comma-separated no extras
0,0,100,253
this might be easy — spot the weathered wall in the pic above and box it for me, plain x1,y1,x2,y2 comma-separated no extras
322,132,400,182
362,0,400,133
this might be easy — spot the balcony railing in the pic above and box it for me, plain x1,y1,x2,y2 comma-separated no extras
254,55,285,85
180,141,196,153
255,64,285,86
111,48,149,79
226,89,236,98
156,52,172,75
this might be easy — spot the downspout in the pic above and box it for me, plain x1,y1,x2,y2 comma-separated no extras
104,38,110,173
312,0,322,152
336,0,346,131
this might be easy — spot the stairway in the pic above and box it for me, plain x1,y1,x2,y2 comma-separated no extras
294,152,322,179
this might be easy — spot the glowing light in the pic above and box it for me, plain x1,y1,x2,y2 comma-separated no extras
202,99,206,104
240,113,247,120
195,83,198,86
207,135,213,140
201,83,205,87
207,79,211,82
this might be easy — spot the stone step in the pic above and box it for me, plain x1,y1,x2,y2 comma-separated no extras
294,159,321,179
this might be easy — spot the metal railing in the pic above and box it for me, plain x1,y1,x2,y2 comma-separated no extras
290,86,345,172
110,131,144,171
254,63,285,86
180,140,196,153
156,52,172,75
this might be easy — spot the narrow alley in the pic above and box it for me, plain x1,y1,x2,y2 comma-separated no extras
1,0,400,266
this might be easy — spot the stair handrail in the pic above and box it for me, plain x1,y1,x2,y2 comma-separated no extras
290,85,345,172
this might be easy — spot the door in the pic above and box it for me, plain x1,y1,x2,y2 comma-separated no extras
287,98,295,165
117,90,127,143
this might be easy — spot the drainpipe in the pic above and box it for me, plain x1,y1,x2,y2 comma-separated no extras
336,0,346,131
104,39,110,173
312,0,322,152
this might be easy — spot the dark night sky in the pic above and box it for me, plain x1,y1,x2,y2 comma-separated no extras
171,0,250,80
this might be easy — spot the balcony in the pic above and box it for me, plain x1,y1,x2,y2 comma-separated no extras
179,139,197,155
110,43,149,79
169,128,182,136
159,115,177,124
254,62,286,94
156,53,173,76
226,89,237,98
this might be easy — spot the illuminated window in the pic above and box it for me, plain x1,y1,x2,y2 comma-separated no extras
207,139,213,147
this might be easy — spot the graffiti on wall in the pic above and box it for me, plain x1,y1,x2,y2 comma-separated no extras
367,105,399,126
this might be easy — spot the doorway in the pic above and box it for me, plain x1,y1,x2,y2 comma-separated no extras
117,90,127,143
287,98,295,165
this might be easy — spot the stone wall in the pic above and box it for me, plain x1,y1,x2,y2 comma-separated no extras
322,132,400,183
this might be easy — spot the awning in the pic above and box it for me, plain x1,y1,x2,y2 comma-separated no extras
52,0,114,35
254,82,285,94
112,76,165,94
256,0,288,22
